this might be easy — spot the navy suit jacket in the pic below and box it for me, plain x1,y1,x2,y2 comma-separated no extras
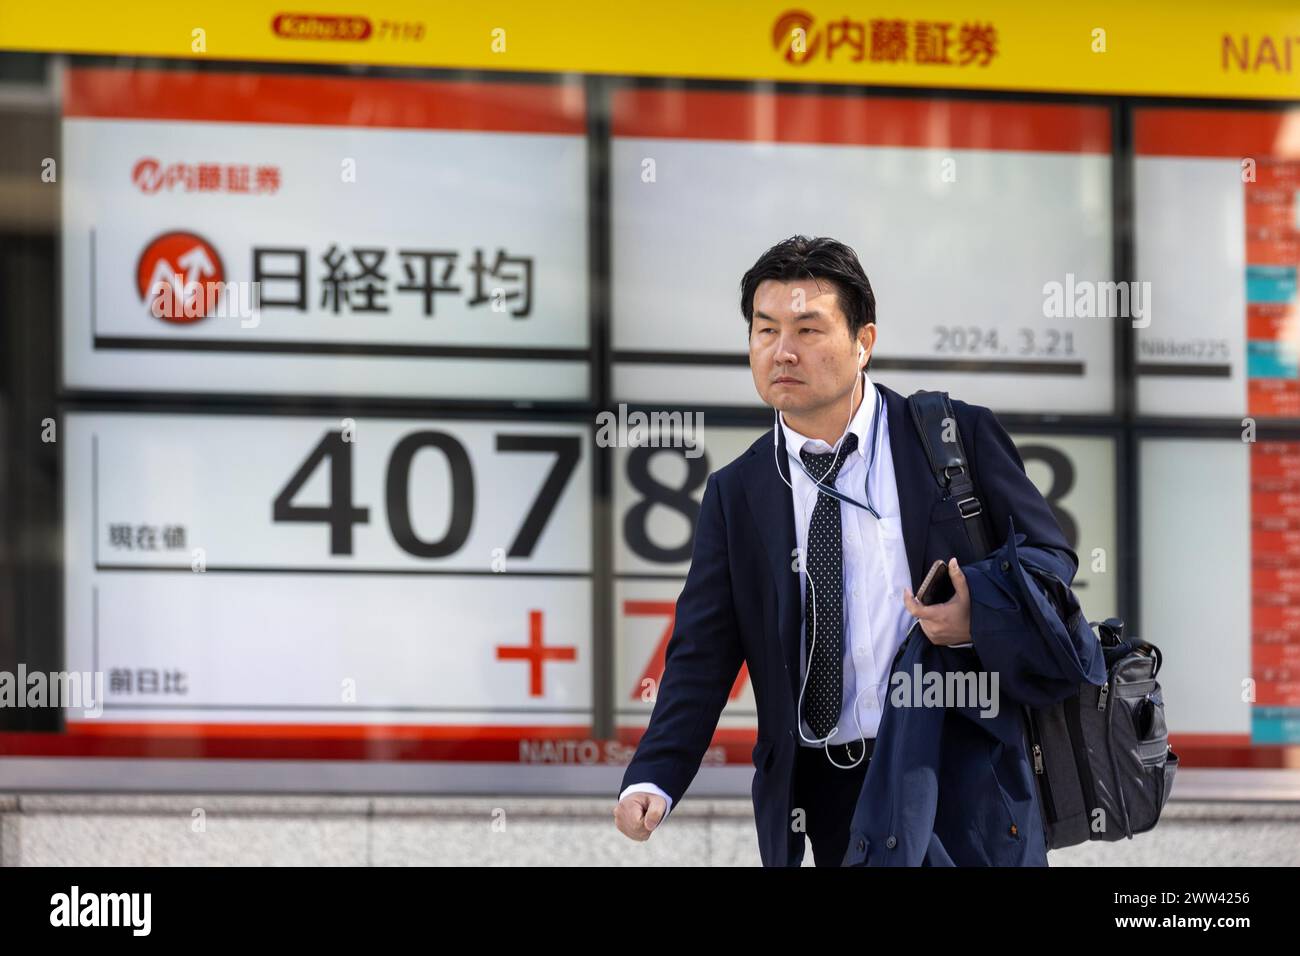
618,380,1104,866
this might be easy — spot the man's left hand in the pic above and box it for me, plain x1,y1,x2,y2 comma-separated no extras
901,557,972,646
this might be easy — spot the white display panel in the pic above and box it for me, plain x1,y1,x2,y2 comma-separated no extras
1134,156,1247,417
1135,107,1300,420
60,68,590,401
612,92,1113,413
63,412,593,734
1139,438,1253,741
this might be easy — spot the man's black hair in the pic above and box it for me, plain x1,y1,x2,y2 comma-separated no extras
739,234,877,371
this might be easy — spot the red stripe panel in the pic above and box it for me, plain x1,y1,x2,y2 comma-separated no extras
64,67,586,134
1135,107,1300,158
613,89,1111,153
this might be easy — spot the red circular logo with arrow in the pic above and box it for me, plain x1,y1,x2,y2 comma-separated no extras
136,231,225,324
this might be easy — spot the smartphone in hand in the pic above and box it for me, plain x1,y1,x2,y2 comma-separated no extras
915,558,955,606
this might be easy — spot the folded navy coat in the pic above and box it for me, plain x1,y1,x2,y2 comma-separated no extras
842,512,1108,866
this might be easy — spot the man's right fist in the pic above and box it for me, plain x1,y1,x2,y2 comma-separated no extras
614,791,668,841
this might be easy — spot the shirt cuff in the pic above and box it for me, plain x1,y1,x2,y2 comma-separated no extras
618,782,674,820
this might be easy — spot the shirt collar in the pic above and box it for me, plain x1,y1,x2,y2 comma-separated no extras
780,371,876,463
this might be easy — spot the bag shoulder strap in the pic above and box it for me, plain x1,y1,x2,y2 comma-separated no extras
906,389,993,558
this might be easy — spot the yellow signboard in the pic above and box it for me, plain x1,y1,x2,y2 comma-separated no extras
1,1,1299,100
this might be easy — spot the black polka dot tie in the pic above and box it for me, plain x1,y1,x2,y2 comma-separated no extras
800,431,858,740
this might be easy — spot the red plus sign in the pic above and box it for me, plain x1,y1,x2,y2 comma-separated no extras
496,609,576,697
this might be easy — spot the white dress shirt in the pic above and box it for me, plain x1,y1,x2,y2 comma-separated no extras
781,371,915,748
619,371,969,820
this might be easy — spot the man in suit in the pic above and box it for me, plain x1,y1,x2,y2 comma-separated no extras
612,235,1093,866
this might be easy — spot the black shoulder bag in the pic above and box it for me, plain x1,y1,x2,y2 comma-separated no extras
906,388,1178,849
